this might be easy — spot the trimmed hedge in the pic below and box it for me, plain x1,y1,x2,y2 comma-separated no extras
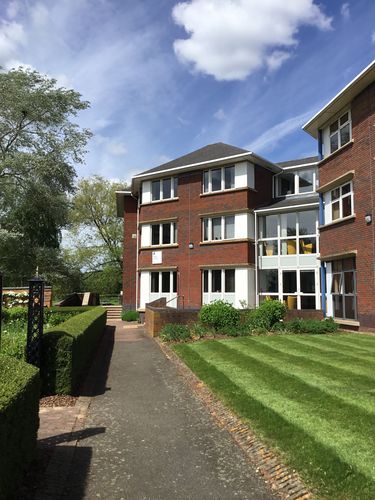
0,355,40,499
41,307,107,395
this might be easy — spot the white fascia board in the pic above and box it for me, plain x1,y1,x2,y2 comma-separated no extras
303,59,375,138
280,161,319,170
254,202,319,214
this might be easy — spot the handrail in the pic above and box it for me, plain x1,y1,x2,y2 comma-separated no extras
166,295,185,308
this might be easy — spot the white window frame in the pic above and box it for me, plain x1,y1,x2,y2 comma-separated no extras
275,168,317,197
330,259,357,320
151,177,178,202
258,268,319,310
202,215,235,242
329,110,352,154
329,181,354,222
150,222,177,246
202,268,236,303
150,271,177,294
203,165,235,193
258,210,319,257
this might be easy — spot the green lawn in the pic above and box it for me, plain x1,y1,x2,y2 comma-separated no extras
173,334,375,499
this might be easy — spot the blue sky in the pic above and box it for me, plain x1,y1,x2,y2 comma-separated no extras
0,0,375,182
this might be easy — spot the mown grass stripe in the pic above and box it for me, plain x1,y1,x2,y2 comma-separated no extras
186,341,375,481
328,333,375,348
223,337,375,414
263,335,375,379
173,343,375,499
314,335,375,354
207,341,375,444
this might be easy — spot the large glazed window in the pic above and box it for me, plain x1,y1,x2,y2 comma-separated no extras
258,210,318,257
202,269,236,303
150,271,177,294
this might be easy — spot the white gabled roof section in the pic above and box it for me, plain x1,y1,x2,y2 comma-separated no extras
303,59,375,138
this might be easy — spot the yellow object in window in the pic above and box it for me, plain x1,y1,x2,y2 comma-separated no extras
287,240,297,255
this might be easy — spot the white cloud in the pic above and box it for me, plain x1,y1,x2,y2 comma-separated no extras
0,20,26,64
340,3,350,20
107,141,127,156
214,108,226,120
371,32,375,44
6,1,21,19
247,110,313,153
172,0,332,81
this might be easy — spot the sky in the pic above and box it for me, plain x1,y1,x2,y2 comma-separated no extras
0,0,375,183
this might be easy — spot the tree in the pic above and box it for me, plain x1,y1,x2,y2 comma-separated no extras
0,68,92,283
67,176,127,293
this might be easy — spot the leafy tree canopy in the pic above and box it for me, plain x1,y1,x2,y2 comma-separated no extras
0,68,92,284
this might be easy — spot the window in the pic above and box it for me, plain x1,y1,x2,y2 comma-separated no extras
151,177,178,201
329,111,351,154
150,271,177,294
275,168,316,196
203,269,236,299
330,182,353,221
202,215,236,242
331,258,357,320
150,222,177,246
259,268,317,309
258,210,317,257
203,166,235,193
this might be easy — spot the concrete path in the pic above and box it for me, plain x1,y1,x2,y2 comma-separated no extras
63,323,273,500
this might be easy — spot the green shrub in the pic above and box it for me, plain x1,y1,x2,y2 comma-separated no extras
285,317,339,334
189,322,212,339
41,307,107,395
245,299,287,331
219,324,250,337
159,324,191,342
122,310,139,322
0,355,40,499
199,300,241,332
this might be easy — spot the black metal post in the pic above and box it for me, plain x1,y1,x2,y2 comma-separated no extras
26,277,45,367
0,272,2,351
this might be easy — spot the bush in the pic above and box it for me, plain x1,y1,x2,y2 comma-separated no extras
159,324,191,342
122,310,139,322
189,322,212,339
199,301,241,332
245,299,287,331
219,324,250,337
0,356,40,499
40,307,107,395
285,317,339,334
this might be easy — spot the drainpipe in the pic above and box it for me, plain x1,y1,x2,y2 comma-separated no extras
254,211,258,308
318,129,326,316
133,193,140,311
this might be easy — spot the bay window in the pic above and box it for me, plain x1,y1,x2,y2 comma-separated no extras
275,168,316,196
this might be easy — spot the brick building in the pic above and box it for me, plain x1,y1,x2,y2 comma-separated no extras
117,60,375,331
304,59,375,330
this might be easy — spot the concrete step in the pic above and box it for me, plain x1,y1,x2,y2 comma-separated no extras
104,305,122,320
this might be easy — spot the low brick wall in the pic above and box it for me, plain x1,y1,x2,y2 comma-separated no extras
145,298,199,337
285,309,324,321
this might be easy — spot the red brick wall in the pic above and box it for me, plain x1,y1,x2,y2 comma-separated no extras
122,195,138,310
125,165,273,310
319,81,375,328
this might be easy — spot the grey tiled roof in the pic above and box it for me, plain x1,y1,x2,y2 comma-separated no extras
277,156,319,168
255,193,319,212
136,143,249,176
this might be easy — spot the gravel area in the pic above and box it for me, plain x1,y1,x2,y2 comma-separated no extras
40,395,78,407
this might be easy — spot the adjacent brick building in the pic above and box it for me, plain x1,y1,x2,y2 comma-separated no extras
117,60,375,331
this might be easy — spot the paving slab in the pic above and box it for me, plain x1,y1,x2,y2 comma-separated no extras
63,323,274,500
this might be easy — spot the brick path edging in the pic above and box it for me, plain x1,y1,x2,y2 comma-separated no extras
156,339,312,500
